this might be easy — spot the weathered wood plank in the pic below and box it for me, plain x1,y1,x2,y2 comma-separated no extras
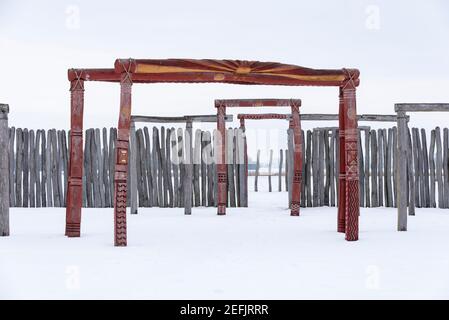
0,105,9,235
358,129,364,207
385,129,393,208
227,128,236,207
421,129,430,207
312,130,319,207
285,149,288,192
171,128,180,207
35,129,41,208
84,129,93,208
166,128,174,208
205,131,214,206
435,127,443,208
255,149,261,192
443,128,449,208
8,127,15,207
238,128,247,207
395,104,449,112
29,130,36,207
184,123,193,214
377,129,384,207
137,129,148,208
429,129,436,208
268,149,273,193
22,129,29,207
412,128,421,208
406,127,415,215
155,127,163,207
15,128,23,207
370,130,378,207
323,130,330,206
61,130,69,207
278,149,283,192
396,112,409,230
381,129,388,208
391,127,397,207
160,126,169,208
108,128,116,207
200,131,207,206
45,129,53,207
177,128,184,207
301,129,306,207
41,129,47,207
143,126,154,207
329,129,336,207
364,128,371,207
193,129,202,207
56,130,65,207
306,130,312,207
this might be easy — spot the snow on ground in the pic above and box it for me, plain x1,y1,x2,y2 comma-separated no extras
1,179,449,299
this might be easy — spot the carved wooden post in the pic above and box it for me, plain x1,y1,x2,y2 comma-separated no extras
66,70,85,237
337,88,346,233
342,69,360,241
216,102,227,215
396,111,408,231
113,59,135,247
290,100,302,216
0,104,9,236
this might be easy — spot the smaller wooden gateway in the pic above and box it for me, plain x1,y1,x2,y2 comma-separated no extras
216,99,302,216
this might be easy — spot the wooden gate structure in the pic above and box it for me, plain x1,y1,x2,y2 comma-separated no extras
129,114,233,215
395,103,449,232
235,105,302,216
66,58,361,246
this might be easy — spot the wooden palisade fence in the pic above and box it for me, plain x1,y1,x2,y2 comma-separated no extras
6,126,244,209
254,126,449,209
6,125,449,210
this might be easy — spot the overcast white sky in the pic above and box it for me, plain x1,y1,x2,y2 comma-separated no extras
1,0,449,151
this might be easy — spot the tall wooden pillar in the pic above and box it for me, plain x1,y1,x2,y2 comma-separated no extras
113,59,135,247
290,101,302,216
396,110,408,231
66,70,85,237
342,69,360,241
0,104,9,236
337,88,346,233
216,103,227,215
184,121,193,215
240,119,248,207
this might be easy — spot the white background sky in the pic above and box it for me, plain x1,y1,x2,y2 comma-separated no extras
1,0,449,157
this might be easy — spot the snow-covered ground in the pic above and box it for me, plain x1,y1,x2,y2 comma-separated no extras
1,179,449,299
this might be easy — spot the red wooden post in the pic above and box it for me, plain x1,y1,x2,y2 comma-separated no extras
113,59,135,246
66,70,85,237
342,69,360,241
290,100,302,216
216,102,227,215
337,88,346,233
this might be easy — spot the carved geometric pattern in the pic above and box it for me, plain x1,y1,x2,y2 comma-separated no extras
218,173,227,183
345,180,359,241
66,223,80,237
115,182,127,246
293,171,302,183
217,204,226,215
291,201,300,216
